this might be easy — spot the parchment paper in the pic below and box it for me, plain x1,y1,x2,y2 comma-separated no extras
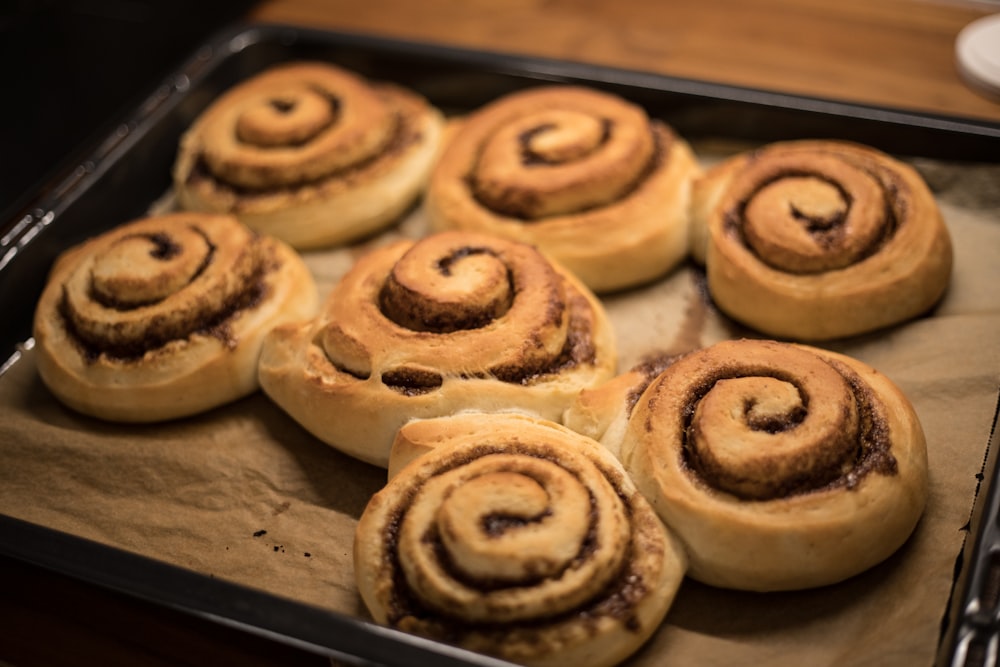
1,144,997,667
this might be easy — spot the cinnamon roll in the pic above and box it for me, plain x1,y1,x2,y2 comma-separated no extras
173,61,444,249
616,338,928,592
258,230,617,468
689,140,952,340
563,352,681,460
425,85,700,293
356,413,687,667
32,212,318,422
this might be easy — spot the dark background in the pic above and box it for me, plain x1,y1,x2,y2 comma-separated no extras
0,0,259,226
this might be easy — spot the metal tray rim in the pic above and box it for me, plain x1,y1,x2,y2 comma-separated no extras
2,20,998,667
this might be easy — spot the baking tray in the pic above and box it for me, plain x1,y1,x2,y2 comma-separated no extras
1,21,999,667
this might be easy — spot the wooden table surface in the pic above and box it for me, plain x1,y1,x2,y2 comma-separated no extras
252,0,1000,122
2,1,999,666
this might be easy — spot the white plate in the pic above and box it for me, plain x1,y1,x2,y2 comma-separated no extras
956,13,1000,100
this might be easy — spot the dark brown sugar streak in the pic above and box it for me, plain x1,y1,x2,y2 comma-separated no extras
341,267,598,394
61,239,275,362
381,443,645,638
676,356,897,500
185,95,421,201
379,246,514,333
237,87,340,147
87,229,214,311
488,290,591,385
467,120,672,221
723,160,901,275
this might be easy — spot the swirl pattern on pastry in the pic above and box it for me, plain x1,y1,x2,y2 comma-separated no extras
356,413,687,667
258,230,617,467
688,140,952,340
425,85,700,293
617,339,928,591
173,61,444,249
32,213,318,422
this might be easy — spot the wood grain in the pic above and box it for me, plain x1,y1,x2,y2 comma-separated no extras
249,0,1000,122
3,2,998,666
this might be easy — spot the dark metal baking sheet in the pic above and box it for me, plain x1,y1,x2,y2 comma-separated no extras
1,21,998,667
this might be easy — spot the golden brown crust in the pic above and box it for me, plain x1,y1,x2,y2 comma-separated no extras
173,61,444,249
562,352,682,460
617,339,928,591
357,413,687,667
258,230,617,467
32,212,318,422
689,139,953,340
425,85,701,293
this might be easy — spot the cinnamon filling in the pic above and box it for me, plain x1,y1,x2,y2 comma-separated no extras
489,290,596,384
381,368,444,396
481,509,552,537
147,233,183,261
374,297,592,391
826,358,898,487
742,397,807,433
186,103,420,197
236,88,340,148
87,231,215,310
624,352,685,417
677,360,896,500
63,274,268,361
379,247,515,333
62,240,275,361
518,118,612,165
469,121,671,221
381,444,644,635
723,158,901,274
425,501,592,593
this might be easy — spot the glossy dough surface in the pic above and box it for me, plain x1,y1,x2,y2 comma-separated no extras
426,85,700,293
689,140,952,340
258,230,617,467
32,212,318,422
173,61,444,249
616,339,929,591
356,413,687,667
